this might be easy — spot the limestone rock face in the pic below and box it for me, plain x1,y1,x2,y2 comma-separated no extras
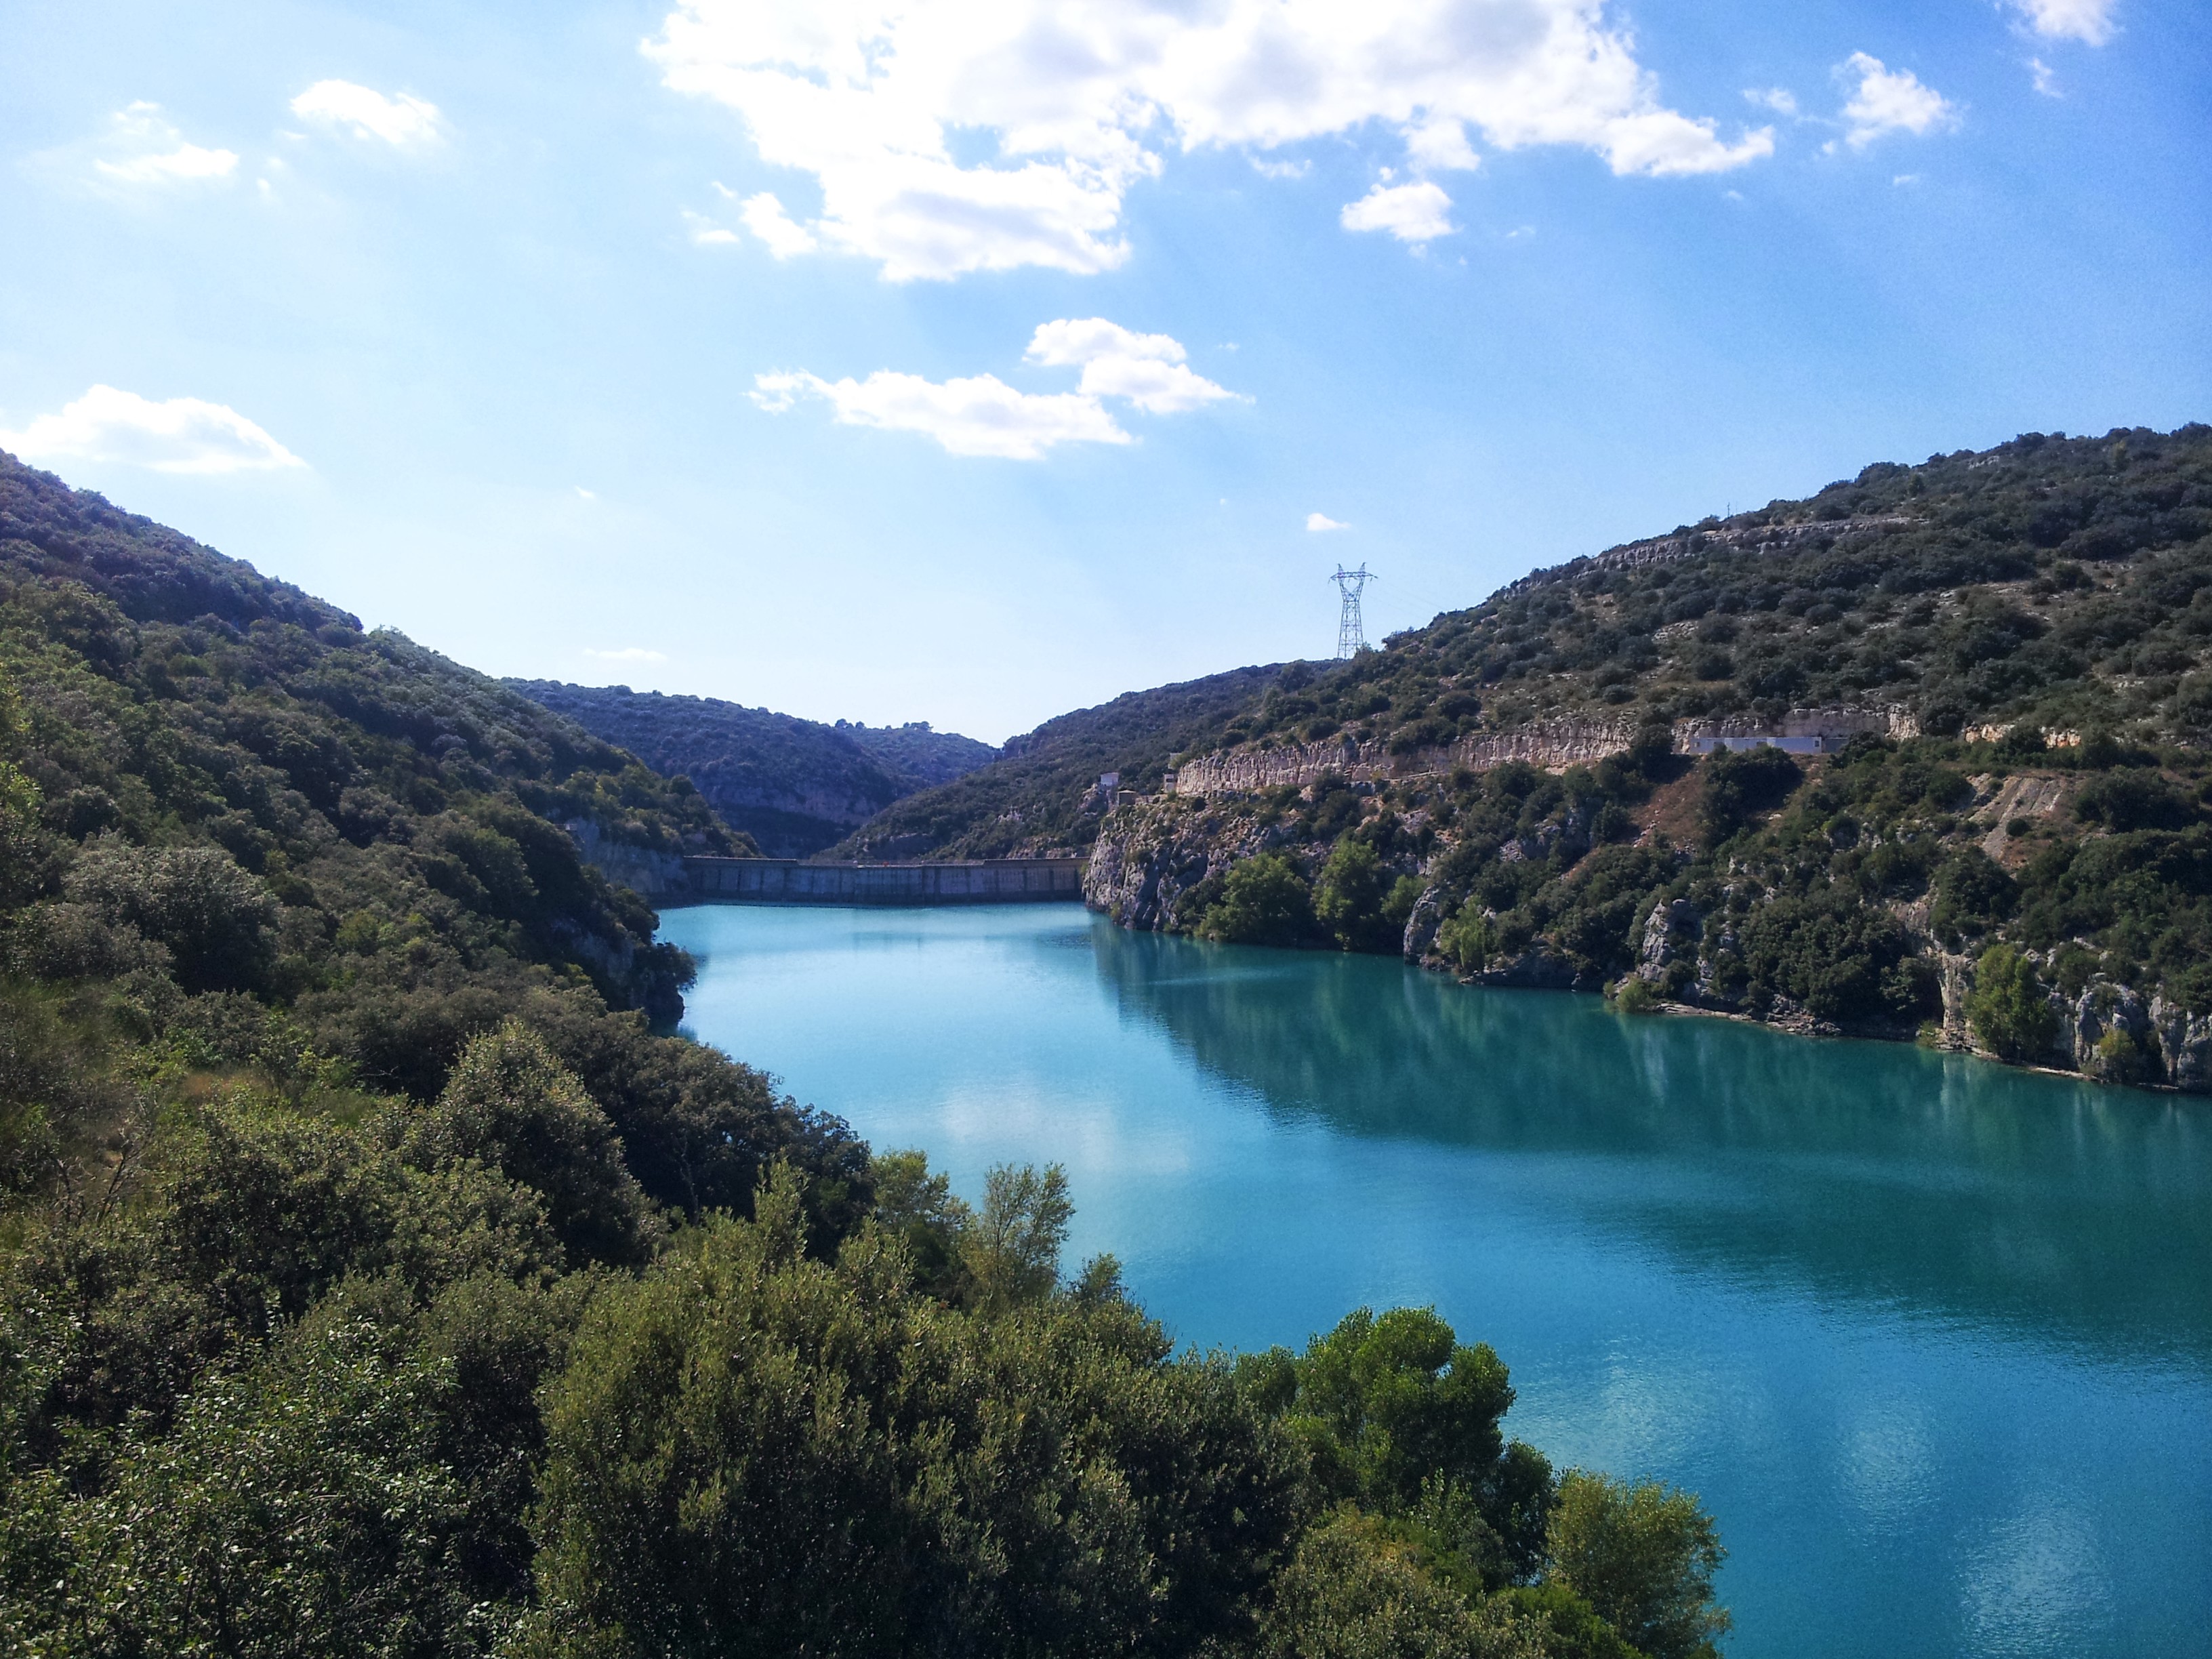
1083,796,1276,932
565,817,689,901
2057,979,2159,1082
1401,884,1448,962
1635,898,1702,983
2151,996,2212,1090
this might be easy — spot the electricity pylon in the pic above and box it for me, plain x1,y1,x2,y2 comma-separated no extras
1332,565,1374,658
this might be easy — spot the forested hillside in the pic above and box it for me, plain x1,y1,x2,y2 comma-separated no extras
0,454,1729,1657
829,663,1288,860
510,680,995,857
1090,425,2212,1090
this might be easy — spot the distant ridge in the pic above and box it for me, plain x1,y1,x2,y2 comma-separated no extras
507,680,995,857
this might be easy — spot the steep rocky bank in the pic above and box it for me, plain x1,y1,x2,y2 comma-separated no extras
1086,739,2212,1094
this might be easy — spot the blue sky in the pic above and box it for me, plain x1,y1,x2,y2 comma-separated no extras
2,0,2206,743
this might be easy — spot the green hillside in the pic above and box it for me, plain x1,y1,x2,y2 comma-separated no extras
829,663,1288,860
509,680,996,857
1092,424,2212,1088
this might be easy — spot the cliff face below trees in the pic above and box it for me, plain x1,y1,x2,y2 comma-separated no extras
1085,424,2212,1094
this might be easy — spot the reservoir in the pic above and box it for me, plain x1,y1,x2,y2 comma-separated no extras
661,901,2212,1659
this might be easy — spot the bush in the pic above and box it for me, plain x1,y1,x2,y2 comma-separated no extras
1546,1471,1730,1659
1698,746,1801,846
1313,839,1396,954
1966,944,2059,1061
1612,976,1659,1015
1200,855,1315,947
63,840,279,994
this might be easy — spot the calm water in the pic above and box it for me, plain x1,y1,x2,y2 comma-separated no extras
661,902,2212,1659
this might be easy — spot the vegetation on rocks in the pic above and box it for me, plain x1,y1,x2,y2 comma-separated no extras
1088,426,2212,1088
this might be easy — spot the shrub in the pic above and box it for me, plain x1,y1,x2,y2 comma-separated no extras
1612,977,1659,1015
1546,1471,1730,1659
1313,840,1395,953
1200,855,1315,947
1966,944,2059,1061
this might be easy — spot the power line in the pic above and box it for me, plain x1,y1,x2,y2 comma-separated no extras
1331,564,1375,659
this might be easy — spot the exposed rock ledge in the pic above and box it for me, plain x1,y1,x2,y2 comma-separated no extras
1169,707,1918,799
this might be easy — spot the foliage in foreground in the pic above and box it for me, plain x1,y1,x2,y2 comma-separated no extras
0,1023,1725,1658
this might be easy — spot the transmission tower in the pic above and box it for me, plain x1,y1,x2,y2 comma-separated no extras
1331,564,1375,659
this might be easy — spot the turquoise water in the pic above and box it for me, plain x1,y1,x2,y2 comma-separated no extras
660,902,2212,1659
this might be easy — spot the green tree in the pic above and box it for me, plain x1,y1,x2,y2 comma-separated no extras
1435,901,1500,975
1546,1471,1730,1659
1257,1508,1544,1659
1200,854,1315,947
1288,1308,1554,1588
1313,840,1393,953
63,840,280,995
961,1160,1071,1311
1965,943,2059,1061
407,1020,657,1269
525,1168,1303,1659
1697,745,1801,848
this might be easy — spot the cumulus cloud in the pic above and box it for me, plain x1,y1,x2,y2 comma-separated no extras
1745,87,1799,117
683,209,741,245
291,80,443,146
2008,0,2118,45
1308,512,1349,532
1023,319,1237,413
1838,53,1960,148
754,319,1237,458
642,0,1774,281
583,647,667,662
79,104,237,188
739,191,821,257
0,386,304,474
752,371,1128,459
1342,178,1456,243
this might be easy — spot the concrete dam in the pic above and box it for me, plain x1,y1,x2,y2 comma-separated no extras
673,856,1086,907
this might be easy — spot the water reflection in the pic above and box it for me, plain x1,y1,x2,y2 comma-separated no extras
1086,921,2212,1365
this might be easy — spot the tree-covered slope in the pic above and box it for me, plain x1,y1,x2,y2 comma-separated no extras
1224,425,2212,752
508,680,996,858
829,663,1288,860
1092,425,2212,1089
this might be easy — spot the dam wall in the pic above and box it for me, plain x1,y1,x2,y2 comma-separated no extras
672,856,1086,906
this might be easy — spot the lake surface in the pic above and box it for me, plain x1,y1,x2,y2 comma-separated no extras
661,901,2212,1659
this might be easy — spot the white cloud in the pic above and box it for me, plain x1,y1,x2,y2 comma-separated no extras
1250,156,1311,180
1838,53,1960,148
575,487,598,500
755,318,1238,458
753,371,1129,459
1,386,304,475
83,103,237,188
290,80,443,146
1308,512,1349,532
1342,179,1455,243
1023,319,1237,413
642,0,1775,281
739,191,821,256
2030,58,2060,96
683,208,741,245
584,647,666,662
2008,0,2118,46
1745,87,1799,117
